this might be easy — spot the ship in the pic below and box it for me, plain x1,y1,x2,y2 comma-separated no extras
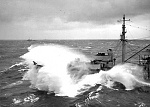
27,39,36,41
90,15,150,79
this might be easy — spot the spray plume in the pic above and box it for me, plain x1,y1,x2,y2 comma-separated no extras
21,44,150,97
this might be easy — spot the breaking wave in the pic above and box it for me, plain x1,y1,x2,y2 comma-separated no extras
98,63,150,90
20,44,150,97
21,44,92,97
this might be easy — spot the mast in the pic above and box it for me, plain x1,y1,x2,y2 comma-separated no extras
120,14,130,63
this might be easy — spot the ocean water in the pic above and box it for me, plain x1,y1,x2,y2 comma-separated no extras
0,40,150,107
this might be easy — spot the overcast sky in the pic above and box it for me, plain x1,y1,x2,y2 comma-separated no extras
0,0,150,40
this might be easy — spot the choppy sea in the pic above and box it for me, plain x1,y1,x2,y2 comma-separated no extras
0,40,150,107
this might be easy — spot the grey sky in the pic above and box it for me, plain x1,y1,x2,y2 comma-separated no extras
0,0,150,40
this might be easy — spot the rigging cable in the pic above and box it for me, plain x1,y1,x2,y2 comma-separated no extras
132,35,150,40
126,23,150,32
126,42,140,52
126,24,150,39
125,42,140,61
112,40,122,59
125,43,150,62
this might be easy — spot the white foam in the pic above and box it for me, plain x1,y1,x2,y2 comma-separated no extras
21,44,150,97
2,81,23,89
21,44,91,97
98,63,150,90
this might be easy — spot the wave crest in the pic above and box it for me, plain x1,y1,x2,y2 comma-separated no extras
21,44,150,97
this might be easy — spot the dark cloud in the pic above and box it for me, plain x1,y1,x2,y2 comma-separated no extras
0,0,150,24
65,0,150,24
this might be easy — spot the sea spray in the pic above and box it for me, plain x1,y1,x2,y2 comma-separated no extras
20,44,150,97
98,63,150,90
21,44,92,97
